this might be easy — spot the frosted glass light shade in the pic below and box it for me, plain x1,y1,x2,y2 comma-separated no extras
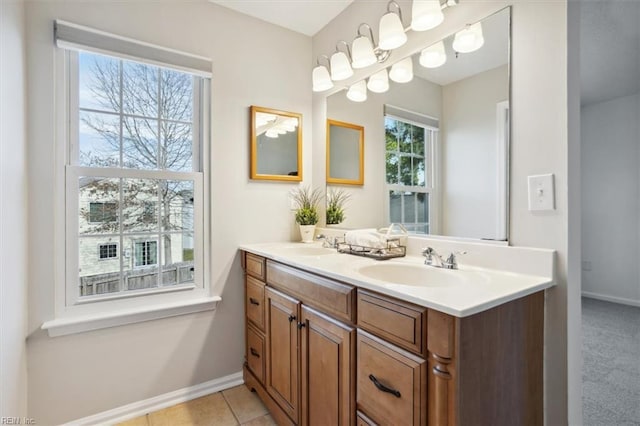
351,35,377,69
265,129,279,138
330,51,354,81
367,69,389,93
453,22,484,53
312,65,333,92
346,80,367,102
378,12,407,50
389,56,413,83
411,0,444,31
419,41,447,68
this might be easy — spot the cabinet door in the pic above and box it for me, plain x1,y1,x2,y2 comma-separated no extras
265,287,300,423
300,305,356,426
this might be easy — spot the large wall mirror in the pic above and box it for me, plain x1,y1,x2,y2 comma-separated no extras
325,7,510,241
250,105,302,181
326,119,364,185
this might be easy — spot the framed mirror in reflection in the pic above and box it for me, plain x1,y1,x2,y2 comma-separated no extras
326,119,364,185
250,105,302,181
325,7,510,241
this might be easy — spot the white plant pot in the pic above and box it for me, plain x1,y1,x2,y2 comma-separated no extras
299,225,316,243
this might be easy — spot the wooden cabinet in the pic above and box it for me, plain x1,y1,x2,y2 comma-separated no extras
265,287,300,422
242,251,545,426
300,305,355,426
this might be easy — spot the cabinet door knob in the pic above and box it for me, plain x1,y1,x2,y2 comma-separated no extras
369,374,401,398
288,315,296,323
249,298,260,306
250,348,260,358
297,322,306,329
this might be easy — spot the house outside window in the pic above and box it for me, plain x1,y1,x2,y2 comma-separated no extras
384,113,438,234
89,201,117,223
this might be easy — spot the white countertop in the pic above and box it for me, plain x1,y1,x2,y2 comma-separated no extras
239,242,555,318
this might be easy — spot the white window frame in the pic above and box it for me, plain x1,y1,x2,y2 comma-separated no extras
384,113,440,235
44,26,217,337
98,242,118,260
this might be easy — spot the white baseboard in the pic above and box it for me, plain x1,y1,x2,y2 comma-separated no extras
582,291,640,308
65,371,244,426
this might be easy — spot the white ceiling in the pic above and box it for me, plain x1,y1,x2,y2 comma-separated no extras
580,0,640,106
209,0,354,36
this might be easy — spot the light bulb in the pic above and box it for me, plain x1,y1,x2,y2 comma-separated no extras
411,0,444,31
453,22,484,53
346,81,367,102
389,56,413,83
367,69,390,93
351,35,377,69
312,65,333,92
419,41,447,68
379,12,407,50
330,51,354,81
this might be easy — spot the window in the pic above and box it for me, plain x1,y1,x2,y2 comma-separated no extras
134,240,158,267
89,202,117,223
385,113,438,234
98,242,118,260
44,21,216,337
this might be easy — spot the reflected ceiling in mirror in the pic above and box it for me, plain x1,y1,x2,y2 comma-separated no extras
250,105,302,181
325,7,510,241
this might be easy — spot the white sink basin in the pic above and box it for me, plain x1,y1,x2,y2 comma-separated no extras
271,245,335,257
357,263,469,287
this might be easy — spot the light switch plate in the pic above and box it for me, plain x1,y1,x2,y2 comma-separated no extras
528,174,555,211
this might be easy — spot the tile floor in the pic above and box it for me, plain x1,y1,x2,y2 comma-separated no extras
117,385,275,426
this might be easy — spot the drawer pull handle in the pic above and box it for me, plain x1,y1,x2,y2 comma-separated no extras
288,315,297,323
249,298,260,306
250,348,260,358
369,374,401,398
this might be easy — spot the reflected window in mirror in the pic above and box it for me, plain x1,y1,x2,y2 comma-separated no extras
385,112,438,234
250,106,302,181
326,119,364,185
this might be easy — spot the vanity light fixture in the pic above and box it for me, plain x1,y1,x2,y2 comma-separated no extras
411,0,444,31
389,56,413,83
346,80,368,102
351,24,378,69
452,22,485,53
367,68,390,93
312,55,333,92
378,1,407,50
330,41,354,81
419,40,447,68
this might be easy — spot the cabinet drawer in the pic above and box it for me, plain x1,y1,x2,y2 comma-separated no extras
246,253,266,281
356,330,426,426
247,323,265,384
357,290,426,356
267,260,354,323
246,276,265,331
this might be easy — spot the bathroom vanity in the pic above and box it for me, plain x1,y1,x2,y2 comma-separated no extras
239,243,553,426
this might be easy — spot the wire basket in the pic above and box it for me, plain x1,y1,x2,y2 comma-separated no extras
336,239,406,260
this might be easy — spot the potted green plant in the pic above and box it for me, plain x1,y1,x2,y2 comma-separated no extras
326,188,351,225
290,186,323,243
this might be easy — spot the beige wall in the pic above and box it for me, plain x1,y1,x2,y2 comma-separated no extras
313,1,575,424
25,1,311,423
0,0,29,420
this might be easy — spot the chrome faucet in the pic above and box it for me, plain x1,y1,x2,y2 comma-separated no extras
421,247,466,270
316,234,338,248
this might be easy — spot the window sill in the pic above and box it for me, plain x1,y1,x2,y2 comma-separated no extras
41,296,221,337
